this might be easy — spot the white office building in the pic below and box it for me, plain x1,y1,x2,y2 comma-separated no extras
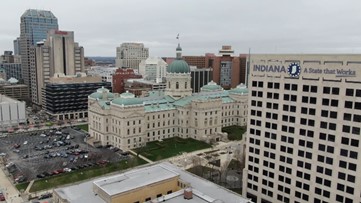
138,57,167,83
115,43,149,70
0,94,26,129
243,54,361,203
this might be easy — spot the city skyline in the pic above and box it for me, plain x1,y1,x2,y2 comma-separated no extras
1,0,361,57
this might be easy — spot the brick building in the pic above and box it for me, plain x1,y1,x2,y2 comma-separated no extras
181,46,247,90
112,68,142,93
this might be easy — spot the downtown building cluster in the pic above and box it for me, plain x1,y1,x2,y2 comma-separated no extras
87,45,248,150
0,7,360,203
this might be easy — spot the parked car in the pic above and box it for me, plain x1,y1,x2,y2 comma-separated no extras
36,174,46,179
38,193,52,200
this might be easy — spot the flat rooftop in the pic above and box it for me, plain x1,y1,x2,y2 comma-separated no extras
0,94,19,103
54,162,252,203
93,164,179,196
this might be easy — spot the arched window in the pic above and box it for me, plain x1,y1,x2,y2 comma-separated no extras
176,82,179,89
169,82,171,88
185,82,187,89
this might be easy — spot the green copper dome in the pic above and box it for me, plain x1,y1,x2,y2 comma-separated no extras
167,43,190,73
167,59,190,73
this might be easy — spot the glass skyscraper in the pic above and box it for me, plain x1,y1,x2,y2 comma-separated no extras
19,9,58,99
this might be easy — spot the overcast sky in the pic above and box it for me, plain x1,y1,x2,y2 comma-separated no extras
1,0,361,57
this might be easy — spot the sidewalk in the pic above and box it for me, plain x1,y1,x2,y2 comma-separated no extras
0,167,24,203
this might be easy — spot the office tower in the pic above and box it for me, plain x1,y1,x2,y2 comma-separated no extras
115,43,149,70
243,54,361,203
181,47,247,89
190,67,213,93
205,46,247,89
13,37,20,55
138,57,167,83
44,74,110,120
30,29,84,106
183,56,206,68
0,51,22,81
19,9,58,97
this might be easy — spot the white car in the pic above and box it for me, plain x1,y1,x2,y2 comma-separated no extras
63,168,72,172
23,141,28,145
40,134,47,137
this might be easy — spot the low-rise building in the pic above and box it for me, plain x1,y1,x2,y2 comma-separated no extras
53,162,253,203
0,79,29,101
112,68,142,94
87,66,118,83
0,94,26,130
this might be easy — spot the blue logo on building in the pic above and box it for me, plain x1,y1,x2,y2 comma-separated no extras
287,63,301,77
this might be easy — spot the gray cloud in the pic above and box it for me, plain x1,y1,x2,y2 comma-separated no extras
1,0,361,56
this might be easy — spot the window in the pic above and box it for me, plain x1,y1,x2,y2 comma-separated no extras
332,87,340,95
323,87,330,94
346,88,354,96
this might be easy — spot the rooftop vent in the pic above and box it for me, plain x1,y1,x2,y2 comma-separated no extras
184,188,193,200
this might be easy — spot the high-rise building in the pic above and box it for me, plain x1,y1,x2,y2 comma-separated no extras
205,46,247,89
243,54,361,203
30,29,84,106
115,43,149,70
183,55,206,68
138,57,167,83
190,67,213,93
0,51,22,81
13,37,20,55
19,9,58,97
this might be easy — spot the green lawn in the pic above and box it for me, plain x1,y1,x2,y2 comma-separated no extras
18,157,146,193
134,137,211,161
222,125,246,141
15,182,29,191
77,124,88,132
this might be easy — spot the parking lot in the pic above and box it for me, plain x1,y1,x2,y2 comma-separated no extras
0,127,127,183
